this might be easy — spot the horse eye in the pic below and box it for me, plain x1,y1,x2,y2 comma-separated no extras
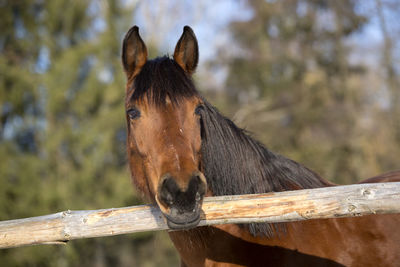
127,107,141,119
195,105,204,116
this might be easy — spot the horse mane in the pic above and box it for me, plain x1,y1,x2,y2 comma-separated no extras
199,100,332,237
131,55,331,237
130,56,198,105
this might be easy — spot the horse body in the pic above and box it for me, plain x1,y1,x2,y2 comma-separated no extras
121,26,400,266
170,201,400,267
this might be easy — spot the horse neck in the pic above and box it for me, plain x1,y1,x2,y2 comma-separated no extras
200,101,331,198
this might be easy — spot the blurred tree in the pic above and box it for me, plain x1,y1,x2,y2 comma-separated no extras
0,1,178,266
375,0,400,140
218,0,400,183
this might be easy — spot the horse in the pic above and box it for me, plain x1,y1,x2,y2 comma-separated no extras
121,25,400,267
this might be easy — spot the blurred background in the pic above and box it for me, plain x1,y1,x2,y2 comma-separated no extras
1,0,399,266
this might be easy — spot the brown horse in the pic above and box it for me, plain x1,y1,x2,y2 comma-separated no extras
121,26,400,267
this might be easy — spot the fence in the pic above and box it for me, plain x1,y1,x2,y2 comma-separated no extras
1,182,400,249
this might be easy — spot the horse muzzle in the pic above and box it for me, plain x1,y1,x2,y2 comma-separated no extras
156,172,207,230
162,202,202,229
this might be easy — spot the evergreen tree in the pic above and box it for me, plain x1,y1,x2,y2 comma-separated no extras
219,0,394,183
0,1,178,265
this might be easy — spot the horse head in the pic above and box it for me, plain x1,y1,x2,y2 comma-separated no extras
122,26,207,229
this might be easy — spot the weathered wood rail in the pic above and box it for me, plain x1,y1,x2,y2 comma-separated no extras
1,182,400,249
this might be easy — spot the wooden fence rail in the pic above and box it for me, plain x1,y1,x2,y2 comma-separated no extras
1,182,400,249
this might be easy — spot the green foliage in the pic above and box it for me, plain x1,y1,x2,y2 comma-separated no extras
0,1,178,266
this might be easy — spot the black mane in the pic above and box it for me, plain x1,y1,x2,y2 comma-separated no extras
199,100,331,237
131,56,198,105
134,55,331,237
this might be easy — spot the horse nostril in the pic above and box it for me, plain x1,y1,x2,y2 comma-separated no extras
195,192,201,202
165,192,174,205
191,172,207,197
188,173,207,203
159,176,179,207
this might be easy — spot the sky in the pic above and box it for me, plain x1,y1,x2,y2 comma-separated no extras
133,0,252,60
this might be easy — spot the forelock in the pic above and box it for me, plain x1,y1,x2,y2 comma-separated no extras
130,56,198,106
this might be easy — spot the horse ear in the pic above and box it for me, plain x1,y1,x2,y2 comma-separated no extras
122,26,148,79
173,26,199,74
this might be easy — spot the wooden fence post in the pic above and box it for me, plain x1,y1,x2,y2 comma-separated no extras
1,182,399,249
